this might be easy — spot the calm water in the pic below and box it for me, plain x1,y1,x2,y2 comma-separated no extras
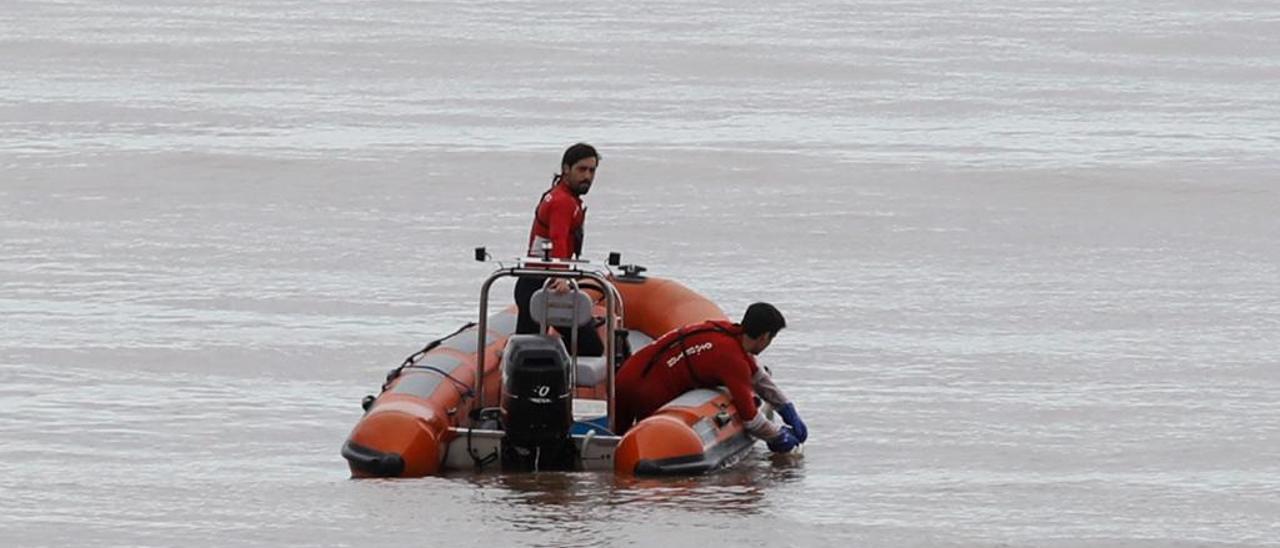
3,1,1279,546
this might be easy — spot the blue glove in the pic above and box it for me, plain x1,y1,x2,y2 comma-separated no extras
766,426,800,453
776,402,807,444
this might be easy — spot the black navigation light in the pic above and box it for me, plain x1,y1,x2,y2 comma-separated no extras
607,252,621,266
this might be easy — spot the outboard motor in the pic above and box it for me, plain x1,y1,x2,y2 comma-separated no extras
500,334,576,470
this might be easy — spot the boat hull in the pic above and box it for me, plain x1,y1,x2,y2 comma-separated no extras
615,388,757,475
341,275,756,477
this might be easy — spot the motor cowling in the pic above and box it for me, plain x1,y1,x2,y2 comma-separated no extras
500,334,576,470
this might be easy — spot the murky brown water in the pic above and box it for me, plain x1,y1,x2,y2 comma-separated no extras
3,1,1278,546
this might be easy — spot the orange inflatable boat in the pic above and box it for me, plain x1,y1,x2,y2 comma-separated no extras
341,254,763,477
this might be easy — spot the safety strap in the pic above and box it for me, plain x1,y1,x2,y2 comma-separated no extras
671,327,711,385
572,207,585,257
638,323,736,384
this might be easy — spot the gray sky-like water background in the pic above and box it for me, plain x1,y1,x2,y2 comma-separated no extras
2,1,1279,546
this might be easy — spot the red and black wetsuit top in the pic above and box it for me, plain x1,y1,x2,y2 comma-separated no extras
615,320,761,432
527,181,585,259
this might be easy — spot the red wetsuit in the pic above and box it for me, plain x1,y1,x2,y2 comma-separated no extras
526,181,585,259
616,320,779,438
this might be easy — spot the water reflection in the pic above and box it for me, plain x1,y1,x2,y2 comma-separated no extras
448,449,807,520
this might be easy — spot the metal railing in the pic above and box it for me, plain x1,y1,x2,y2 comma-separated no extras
473,257,624,432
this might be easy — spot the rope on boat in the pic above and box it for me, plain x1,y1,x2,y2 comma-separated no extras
380,321,478,396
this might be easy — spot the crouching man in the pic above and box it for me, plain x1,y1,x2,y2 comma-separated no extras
614,303,808,452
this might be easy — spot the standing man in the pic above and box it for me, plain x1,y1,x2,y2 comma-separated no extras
513,143,604,355
614,302,808,453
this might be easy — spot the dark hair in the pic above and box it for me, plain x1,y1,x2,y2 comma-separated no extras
560,143,599,171
741,302,786,338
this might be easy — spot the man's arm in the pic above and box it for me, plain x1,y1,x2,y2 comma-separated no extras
753,366,807,444
752,367,790,409
721,357,781,441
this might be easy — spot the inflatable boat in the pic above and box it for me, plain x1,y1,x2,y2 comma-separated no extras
341,252,763,477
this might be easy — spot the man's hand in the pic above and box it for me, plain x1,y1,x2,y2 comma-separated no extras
546,278,571,294
777,402,807,443
766,426,800,453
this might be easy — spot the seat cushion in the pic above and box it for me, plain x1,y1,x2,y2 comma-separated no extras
529,289,594,328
